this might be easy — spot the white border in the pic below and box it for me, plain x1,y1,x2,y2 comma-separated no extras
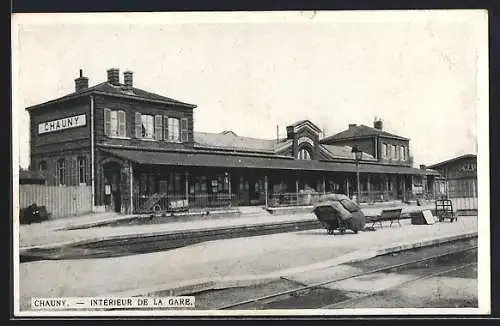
11,10,490,317
474,8,490,314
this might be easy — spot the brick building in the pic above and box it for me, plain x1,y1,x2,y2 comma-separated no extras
26,68,440,214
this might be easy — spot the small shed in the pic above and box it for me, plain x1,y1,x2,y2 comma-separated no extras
19,169,46,185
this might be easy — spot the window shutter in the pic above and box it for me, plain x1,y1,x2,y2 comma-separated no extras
135,112,142,138
181,118,189,142
118,110,126,137
163,116,169,141
154,115,163,140
104,108,111,136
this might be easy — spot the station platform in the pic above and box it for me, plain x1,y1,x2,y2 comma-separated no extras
18,214,478,311
19,203,435,250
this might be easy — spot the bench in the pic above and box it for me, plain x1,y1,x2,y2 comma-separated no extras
371,208,403,228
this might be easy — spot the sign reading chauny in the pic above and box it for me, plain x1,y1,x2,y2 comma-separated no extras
38,114,87,134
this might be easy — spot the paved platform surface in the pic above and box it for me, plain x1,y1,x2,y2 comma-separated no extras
18,215,477,310
19,203,435,250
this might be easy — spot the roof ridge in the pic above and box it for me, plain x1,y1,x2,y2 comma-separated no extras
194,131,278,142
427,153,477,168
321,123,408,142
26,81,196,111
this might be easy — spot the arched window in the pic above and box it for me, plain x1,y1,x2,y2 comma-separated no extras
56,159,66,185
297,148,311,160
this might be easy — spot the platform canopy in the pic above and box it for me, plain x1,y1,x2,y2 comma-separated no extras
101,147,439,176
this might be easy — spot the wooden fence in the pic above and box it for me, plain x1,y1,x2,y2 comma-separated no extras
19,185,92,219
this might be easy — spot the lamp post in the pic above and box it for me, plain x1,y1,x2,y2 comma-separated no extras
352,146,363,203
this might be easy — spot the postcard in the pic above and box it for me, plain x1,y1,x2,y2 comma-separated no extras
11,10,490,317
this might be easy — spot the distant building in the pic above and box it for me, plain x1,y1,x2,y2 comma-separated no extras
321,118,411,167
26,67,440,214
427,154,478,198
320,118,426,199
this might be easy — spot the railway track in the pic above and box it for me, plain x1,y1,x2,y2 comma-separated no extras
20,220,321,262
320,261,476,309
216,244,478,310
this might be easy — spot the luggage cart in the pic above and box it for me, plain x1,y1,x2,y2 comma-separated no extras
435,199,457,222
313,194,366,235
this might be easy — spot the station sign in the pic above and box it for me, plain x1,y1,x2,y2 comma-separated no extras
38,114,87,134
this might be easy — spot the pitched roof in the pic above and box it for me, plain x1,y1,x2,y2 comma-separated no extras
320,144,376,161
321,124,408,143
287,120,322,133
19,169,46,181
193,130,382,160
26,81,197,111
194,131,288,154
427,154,477,169
102,147,434,175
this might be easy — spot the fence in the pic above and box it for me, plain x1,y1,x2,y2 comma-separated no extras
268,190,443,208
356,190,396,203
267,192,322,208
19,185,93,219
133,193,237,213
446,182,478,213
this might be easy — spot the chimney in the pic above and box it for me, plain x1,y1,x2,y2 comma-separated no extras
74,69,89,92
348,123,357,128
420,164,427,170
107,68,120,86
123,70,133,90
374,117,383,130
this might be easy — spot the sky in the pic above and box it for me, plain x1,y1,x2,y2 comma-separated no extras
12,11,487,169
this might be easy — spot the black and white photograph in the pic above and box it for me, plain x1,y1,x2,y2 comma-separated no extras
11,10,490,316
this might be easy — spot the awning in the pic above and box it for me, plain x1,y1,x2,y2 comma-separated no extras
100,148,438,176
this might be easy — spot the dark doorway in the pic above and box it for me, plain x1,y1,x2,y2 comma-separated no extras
103,161,122,213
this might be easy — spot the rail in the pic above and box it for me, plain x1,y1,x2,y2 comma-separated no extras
323,261,476,309
133,193,236,213
216,244,477,310
267,192,322,208
267,190,440,207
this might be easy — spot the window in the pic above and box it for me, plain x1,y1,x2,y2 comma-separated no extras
400,146,406,161
297,148,311,160
141,114,154,139
154,115,163,140
104,109,126,137
218,176,223,192
382,144,387,158
392,145,398,159
78,156,87,184
39,160,47,171
201,176,207,192
168,118,180,141
56,159,66,185
110,111,118,135
181,118,189,142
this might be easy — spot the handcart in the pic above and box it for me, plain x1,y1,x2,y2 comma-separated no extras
137,193,189,215
435,198,457,222
313,194,366,235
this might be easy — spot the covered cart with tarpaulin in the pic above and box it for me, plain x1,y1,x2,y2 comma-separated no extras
313,194,366,235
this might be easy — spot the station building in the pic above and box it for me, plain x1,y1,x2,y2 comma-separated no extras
26,68,440,214
427,154,478,198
